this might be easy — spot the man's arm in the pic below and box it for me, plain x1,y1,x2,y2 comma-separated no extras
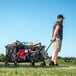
52,25,60,41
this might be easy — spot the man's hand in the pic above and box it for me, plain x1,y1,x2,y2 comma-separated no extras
51,37,56,42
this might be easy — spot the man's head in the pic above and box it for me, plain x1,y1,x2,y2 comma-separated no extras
57,14,65,22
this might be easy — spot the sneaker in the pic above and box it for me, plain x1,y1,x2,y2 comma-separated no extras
54,63,59,66
49,61,54,66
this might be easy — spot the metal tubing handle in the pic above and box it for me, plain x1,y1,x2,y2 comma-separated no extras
46,41,53,52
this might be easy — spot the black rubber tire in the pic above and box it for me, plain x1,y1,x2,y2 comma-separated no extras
40,62,46,67
30,62,35,67
5,63,10,67
14,63,19,67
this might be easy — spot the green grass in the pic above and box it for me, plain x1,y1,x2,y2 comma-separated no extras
0,59,76,76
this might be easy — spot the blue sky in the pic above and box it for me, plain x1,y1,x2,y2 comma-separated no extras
0,0,76,57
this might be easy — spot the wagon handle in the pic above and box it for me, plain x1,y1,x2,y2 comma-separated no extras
45,40,53,52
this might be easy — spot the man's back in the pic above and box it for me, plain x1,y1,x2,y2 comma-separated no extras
53,21,63,40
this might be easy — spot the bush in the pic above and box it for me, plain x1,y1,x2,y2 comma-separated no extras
0,54,6,62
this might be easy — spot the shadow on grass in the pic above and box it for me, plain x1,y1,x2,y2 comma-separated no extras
0,62,70,68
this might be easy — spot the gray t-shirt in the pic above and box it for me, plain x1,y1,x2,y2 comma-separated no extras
52,21,63,40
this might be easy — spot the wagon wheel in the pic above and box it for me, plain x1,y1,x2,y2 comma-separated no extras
5,62,10,67
30,62,35,67
40,62,46,67
14,63,19,67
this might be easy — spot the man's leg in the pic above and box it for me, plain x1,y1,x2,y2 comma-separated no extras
50,38,62,66
52,50,59,64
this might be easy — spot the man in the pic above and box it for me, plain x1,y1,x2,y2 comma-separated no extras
49,14,65,66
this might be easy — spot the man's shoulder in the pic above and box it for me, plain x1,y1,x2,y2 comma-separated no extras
56,21,62,25
53,21,62,28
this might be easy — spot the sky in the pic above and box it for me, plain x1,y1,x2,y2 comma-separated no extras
0,0,76,57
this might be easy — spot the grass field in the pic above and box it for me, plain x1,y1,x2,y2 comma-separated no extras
0,59,76,76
